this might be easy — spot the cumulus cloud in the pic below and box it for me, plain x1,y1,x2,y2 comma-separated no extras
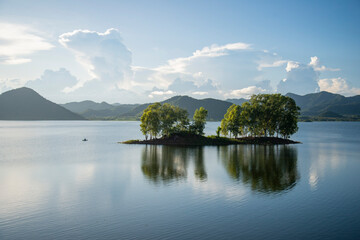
255,80,273,92
26,68,78,102
277,56,346,95
277,63,319,95
227,86,268,98
133,42,252,89
167,78,219,98
0,78,27,93
257,60,287,71
59,28,132,91
318,78,360,96
192,91,208,96
148,90,174,98
0,22,54,64
22,68,141,103
309,56,340,72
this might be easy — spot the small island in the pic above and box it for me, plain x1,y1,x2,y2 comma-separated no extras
122,94,301,146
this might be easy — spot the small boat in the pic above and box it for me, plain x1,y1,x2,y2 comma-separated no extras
82,138,88,142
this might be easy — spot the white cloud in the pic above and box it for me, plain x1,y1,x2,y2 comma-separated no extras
286,61,300,72
134,42,252,89
0,22,54,64
309,56,340,72
25,68,79,101
0,78,27,92
192,42,251,58
192,91,208,96
227,86,267,98
148,90,174,98
2,58,32,65
257,60,287,71
59,28,132,91
277,56,346,95
318,78,360,96
278,62,319,95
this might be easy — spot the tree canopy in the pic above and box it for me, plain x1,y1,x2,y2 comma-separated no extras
220,94,300,138
140,94,299,140
140,103,207,138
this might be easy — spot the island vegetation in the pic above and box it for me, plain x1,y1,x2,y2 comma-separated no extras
122,93,301,146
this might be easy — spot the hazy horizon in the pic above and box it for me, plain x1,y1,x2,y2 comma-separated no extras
1,0,359,104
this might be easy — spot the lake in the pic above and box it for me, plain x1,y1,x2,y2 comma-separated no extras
0,121,360,239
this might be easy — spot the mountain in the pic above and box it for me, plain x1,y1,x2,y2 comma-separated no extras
117,95,233,120
286,91,360,116
61,101,140,119
58,90,360,121
61,100,114,113
0,87,85,120
226,98,248,105
81,104,140,119
70,95,233,120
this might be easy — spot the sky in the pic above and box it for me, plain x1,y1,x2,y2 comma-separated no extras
0,0,359,103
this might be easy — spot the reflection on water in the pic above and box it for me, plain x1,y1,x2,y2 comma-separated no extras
141,145,207,183
141,144,299,194
220,145,299,193
1,122,360,239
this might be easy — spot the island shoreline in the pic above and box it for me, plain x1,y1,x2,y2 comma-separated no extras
121,133,300,146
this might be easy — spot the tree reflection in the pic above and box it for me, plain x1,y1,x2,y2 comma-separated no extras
141,145,207,183
220,145,299,193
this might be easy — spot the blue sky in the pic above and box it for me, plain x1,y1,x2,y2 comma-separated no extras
0,0,359,103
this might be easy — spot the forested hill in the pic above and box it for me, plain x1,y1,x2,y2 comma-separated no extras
60,101,139,119
225,98,248,105
163,96,233,120
0,87,85,120
60,91,360,121
286,91,360,117
61,95,232,120
110,96,232,121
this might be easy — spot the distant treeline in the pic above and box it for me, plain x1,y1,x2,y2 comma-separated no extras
140,93,300,139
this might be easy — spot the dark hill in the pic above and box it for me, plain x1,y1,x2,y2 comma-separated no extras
286,91,360,117
226,98,248,105
117,95,233,121
163,96,233,120
61,101,139,119
0,87,85,120
61,100,114,113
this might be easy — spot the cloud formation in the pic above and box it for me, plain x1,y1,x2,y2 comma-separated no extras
26,68,78,102
227,86,268,98
133,42,252,89
318,78,360,96
277,63,319,95
276,56,345,95
3,24,357,103
309,56,340,72
59,28,132,91
0,22,54,65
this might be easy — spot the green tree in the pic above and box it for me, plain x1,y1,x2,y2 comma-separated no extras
219,93,300,139
192,107,208,135
140,103,161,139
174,107,189,132
159,103,177,136
220,104,242,138
140,103,190,139
216,126,221,137
277,96,300,138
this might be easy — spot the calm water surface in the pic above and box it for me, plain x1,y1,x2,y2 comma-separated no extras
0,121,360,239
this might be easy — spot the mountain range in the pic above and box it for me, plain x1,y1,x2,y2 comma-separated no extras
0,87,359,121
0,87,84,120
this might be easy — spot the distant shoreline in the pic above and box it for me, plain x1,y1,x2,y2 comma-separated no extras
121,133,300,146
